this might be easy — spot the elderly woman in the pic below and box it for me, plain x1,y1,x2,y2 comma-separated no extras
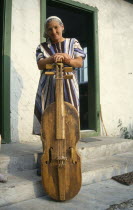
33,16,86,135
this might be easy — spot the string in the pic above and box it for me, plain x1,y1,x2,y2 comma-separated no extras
56,63,66,167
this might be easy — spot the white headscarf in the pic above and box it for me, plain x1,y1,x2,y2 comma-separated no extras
45,16,63,25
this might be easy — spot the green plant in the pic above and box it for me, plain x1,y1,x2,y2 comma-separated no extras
118,119,133,139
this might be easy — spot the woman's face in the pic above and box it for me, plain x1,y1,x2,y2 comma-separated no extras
46,20,64,43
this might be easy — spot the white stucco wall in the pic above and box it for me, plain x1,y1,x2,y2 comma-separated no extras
74,0,133,137
10,0,133,142
11,0,40,142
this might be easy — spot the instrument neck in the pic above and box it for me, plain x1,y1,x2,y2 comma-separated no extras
55,63,65,140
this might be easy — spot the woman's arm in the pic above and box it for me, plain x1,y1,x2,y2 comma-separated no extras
37,53,83,70
66,57,83,68
37,56,54,70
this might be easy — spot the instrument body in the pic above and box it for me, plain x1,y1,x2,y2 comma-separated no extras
41,63,81,201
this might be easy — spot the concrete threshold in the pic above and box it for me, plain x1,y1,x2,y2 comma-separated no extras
1,137,133,157
1,137,133,173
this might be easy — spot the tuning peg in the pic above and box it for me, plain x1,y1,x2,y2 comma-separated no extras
45,72,55,75
64,67,73,72
64,75,73,79
46,64,55,69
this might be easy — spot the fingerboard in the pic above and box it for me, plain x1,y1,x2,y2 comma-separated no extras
55,63,65,140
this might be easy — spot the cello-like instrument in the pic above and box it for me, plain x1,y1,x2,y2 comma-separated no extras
41,63,81,201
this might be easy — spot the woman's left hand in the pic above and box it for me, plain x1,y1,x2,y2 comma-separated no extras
55,53,71,65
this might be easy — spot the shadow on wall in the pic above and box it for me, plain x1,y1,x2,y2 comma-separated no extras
118,119,133,139
11,58,23,142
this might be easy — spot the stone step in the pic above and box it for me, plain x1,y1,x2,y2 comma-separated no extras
79,137,133,162
0,151,133,207
82,151,133,185
1,179,133,210
0,169,44,207
0,143,42,174
1,137,133,173
0,153,38,174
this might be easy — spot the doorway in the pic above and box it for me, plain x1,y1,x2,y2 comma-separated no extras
46,1,100,133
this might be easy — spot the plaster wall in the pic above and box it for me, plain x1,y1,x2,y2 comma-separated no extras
74,0,133,136
11,0,40,142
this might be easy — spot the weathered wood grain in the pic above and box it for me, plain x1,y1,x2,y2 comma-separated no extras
41,63,81,201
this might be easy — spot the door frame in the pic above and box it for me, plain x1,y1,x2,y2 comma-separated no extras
1,0,12,143
40,0,100,137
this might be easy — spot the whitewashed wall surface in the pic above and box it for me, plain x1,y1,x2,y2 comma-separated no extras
74,0,133,137
11,0,40,142
10,0,133,142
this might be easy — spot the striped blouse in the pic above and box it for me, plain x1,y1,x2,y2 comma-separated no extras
33,38,86,135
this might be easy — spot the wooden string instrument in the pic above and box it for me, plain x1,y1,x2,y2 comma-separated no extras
41,63,81,201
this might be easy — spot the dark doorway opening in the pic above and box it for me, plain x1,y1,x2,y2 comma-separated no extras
47,1,96,131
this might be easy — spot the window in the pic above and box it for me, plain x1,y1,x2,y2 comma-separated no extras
77,47,88,84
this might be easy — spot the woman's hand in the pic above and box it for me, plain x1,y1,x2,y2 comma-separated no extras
62,53,71,65
53,53,64,63
53,53,71,65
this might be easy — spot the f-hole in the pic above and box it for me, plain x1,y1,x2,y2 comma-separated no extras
46,2,96,131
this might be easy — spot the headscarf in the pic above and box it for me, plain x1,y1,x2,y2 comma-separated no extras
45,16,63,25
